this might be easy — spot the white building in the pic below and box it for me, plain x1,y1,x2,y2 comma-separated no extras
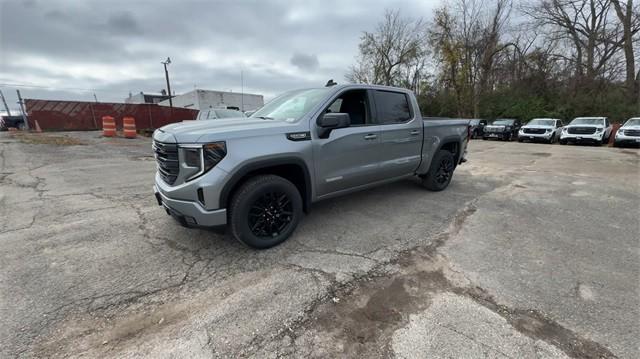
158,89,263,111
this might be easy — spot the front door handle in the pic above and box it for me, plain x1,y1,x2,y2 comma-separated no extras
410,130,420,136
364,134,377,140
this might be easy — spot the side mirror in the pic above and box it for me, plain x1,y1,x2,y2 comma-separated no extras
317,112,350,138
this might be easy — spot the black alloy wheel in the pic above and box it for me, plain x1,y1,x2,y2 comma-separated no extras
229,174,302,249
435,156,454,185
422,149,456,191
248,191,293,238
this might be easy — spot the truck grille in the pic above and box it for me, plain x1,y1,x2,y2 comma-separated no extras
153,141,179,185
568,127,596,135
623,129,640,137
485,127,502,133
523,128,546,134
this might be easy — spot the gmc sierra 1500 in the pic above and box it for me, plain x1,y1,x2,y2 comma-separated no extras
153,84,469,248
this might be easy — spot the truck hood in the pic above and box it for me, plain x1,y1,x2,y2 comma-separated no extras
565,124,603,129
522,125,553,129
154,118,300,143
621,125,640,130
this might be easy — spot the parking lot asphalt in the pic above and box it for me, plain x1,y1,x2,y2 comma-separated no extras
0,131,638,358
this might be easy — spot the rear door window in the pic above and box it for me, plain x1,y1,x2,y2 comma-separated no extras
373,91,412,124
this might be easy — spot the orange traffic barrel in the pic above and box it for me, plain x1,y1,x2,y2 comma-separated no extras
102,116,116,137
123,116,137,138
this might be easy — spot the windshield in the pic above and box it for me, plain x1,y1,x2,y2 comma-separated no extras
215,109,245,118
197,109,244,120
624,118,640,126
527,119,555,126
491,119,514,125
570,118,604,125
250,88,331,122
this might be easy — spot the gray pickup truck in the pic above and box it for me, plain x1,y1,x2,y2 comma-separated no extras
153,84,469,248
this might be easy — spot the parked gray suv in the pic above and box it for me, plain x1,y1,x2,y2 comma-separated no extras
153,84,470,248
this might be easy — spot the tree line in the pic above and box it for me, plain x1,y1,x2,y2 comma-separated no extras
346,0,639,122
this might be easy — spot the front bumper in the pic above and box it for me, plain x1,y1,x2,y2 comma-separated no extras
560,132,603,143
518,131,552,141
614,132,640,146
154,185,227,227
483,132,509,139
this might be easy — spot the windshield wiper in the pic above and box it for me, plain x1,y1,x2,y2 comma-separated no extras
254,116,275,120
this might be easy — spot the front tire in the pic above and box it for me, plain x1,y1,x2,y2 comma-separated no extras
229,175,302,249
421,150,456,191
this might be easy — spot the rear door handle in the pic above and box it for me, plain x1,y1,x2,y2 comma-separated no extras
410,130,420,136
364,134,377,140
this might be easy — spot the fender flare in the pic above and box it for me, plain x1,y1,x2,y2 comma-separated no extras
219,157,313,212
437,135,464,163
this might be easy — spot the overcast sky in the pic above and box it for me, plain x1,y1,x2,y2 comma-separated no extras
0,0,438,111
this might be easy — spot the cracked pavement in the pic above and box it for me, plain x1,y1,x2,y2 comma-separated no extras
0,131,638,358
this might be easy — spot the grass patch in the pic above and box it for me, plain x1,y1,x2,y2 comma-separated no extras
11,132,87,146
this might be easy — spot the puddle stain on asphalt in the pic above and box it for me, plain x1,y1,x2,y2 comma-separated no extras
286,202,617,359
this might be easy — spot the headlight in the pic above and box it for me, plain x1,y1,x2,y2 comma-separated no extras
545,128,552,133
616,129,624,136
595,127,604,133
562,127,568,132
180,142,226,181
183,148,201,167
202,142,227,173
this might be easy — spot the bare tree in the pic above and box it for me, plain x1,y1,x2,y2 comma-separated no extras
524,0,626,85
611,0,640,99
429,0,513,117
349,0,638,120
346,10,428,92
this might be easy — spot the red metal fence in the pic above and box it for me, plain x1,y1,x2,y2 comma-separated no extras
25,99,198,131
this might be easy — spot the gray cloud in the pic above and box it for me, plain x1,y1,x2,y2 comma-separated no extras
0,0,438,110
106,11,140,35
290,53,319,71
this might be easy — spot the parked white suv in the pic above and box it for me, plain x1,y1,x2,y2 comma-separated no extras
518,118,563,144
614,117,640,147
560,117,612,145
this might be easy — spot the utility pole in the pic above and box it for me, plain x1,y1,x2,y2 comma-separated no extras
16,90,29,130
162,57,173,108
0,89,11,116
93,92,98,102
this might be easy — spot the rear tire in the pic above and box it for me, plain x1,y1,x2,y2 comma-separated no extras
421,150,456,192
229,175,302,249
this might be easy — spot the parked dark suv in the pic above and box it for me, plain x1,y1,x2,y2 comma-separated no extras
469,119,487,139
482,119,522,141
